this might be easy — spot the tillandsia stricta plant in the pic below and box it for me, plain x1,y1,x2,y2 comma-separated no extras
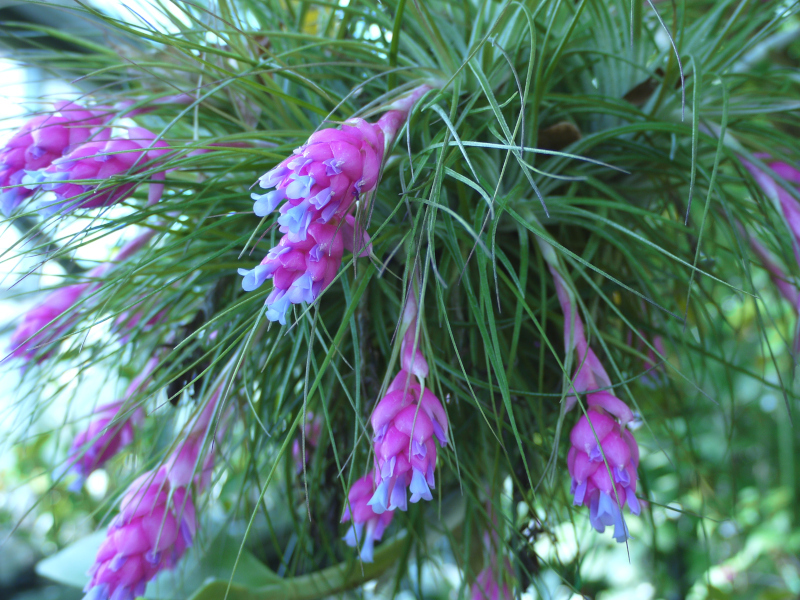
3,1,800,599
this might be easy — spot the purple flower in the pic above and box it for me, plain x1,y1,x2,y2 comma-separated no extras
82,386,224,600
368,296,448,514
549,263,641,542
239,87,435,321
0,101,112,215
238,215,371,325
24,127,170,215
253,86,434,239
83,467,196,600
341,471,394,563
62,358,158,489
9,231,155,365
9,269,108,363
567,407,641,543
252,118,386,241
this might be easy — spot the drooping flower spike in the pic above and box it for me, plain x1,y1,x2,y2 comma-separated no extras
741,156,800,265
548,260,641,543
62,357,159,490
0,101,112,215
82,465,196,600
23,126,170,215
82,383,227,600
8,230,156,365
240,85,431,324
237,215,371,325
368,291,448,514
738,191,800,355
567,409,641,542
472,561,514,600
472,502,514,600
251,85,431,234
341,471,394,563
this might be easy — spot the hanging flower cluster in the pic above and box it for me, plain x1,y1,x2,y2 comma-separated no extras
341,471,394,563
0,102,112,215
549,263,642,543
238,85,430,324
9,230,156,365
61,357,159,490
367,294,448,514
23,126,170,214
741,156,800,354
1,96,197,215
82,384,225,600
336,290,449,562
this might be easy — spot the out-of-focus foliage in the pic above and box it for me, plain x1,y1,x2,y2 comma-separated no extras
1,0,800,598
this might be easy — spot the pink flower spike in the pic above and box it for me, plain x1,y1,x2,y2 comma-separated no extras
567,408,641,543
9,281,93,363
241,86,434,317
238,219,346,325
0,102,113,215
62,401,143,491
62,357,157,489
83,383,227,600
342,471,394,563
253,117,386,236
369,367,447,513
9,231,155,365
82,467,197,600
24,127,170,215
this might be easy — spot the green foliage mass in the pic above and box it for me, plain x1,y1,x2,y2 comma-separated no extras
3,0,800,598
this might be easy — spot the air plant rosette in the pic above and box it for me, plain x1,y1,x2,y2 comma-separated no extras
3,1,799,599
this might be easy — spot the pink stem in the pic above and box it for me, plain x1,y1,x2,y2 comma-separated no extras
549,265,589,364
376,84,433,149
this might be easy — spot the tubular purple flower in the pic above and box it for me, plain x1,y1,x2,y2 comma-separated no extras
741,155,800,264
83,466,196,600
8,230,156,364
567,408,641,543
252,118,386,233
240,86,430,323
0,101,112,215
82,385,225,600
368,293,448,514
548,262,641,542
62,357,158,489
23,127,170,215
238,214,371,325
341,471,394,563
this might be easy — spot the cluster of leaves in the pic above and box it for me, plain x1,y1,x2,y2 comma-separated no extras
2,0,800,598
